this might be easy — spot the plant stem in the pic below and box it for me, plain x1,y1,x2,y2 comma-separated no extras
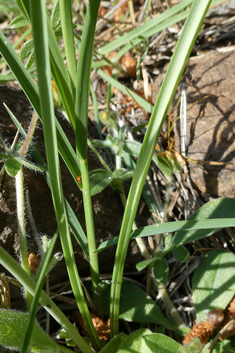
20,111,39,158
59,0,77,97
155,279,184,327
80,159,102,316
15,166,31,310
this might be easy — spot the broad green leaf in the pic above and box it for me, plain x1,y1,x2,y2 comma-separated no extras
172,245,189,262
89,169,112,196
112,168,134,181
119,283,175,329
143,333,182,353
5,158,21,177
117,329,152,353
0,309,58,353
99,333,128,353
153,258,169,283
112,168,127,178
9,14,28,28
95,218,235,253
101,282,175,329
20,39,34,60
192,249,235,322
173,198,235,245
122,140,172,179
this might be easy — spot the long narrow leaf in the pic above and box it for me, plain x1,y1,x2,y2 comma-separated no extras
21,229,59,353
95,218,235,253
29,1,100,349
109,0,213,337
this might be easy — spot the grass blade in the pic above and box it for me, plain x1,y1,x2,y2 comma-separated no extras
109,0,213,337
29,1,100,348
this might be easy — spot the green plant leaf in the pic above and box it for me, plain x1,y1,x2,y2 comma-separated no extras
99,333,128,353
122,140,172,178
136,257,158,271
103,282,176,330
9,14,28,28
173,198,235,245
0,309,58,353
192,249,235,322
143,333,182,353
5,158,21,177
15,157,44,173
51,0,60,30
112,168,134,181
91,139,111,149
96,218,235,253
89,169,112,196
117,329,152,353
172,245,189,262
112,168,127,178
19,38,34,60
153,258,169,283
15,0,30,22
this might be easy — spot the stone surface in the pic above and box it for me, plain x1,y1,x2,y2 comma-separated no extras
153,49,235,199
182,50,235,198
0,85,144,285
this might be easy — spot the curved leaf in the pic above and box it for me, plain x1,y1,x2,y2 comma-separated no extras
89,169,112,196
143,333,182,353
119,283,175,329
9,14,28,28
20,38,34,60
192,249,235,322
0,309,58,353
153,258,169,283
117,329,152,353
95,218,235,253
99,333,127,353
5,158,21,177
173,198,235,245
172,245,189,262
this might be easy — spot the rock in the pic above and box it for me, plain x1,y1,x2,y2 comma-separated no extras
181,49,235,198
0,85,143,287
153,49,235,199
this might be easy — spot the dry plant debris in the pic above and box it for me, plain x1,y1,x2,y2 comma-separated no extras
182,308,224,346
71,310,110,341
219,296,235,341
28,253,40,273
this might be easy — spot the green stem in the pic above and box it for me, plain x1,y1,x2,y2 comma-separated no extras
116,180,150,260
80,159,102,316
75,0,102,317
59,0,77,97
